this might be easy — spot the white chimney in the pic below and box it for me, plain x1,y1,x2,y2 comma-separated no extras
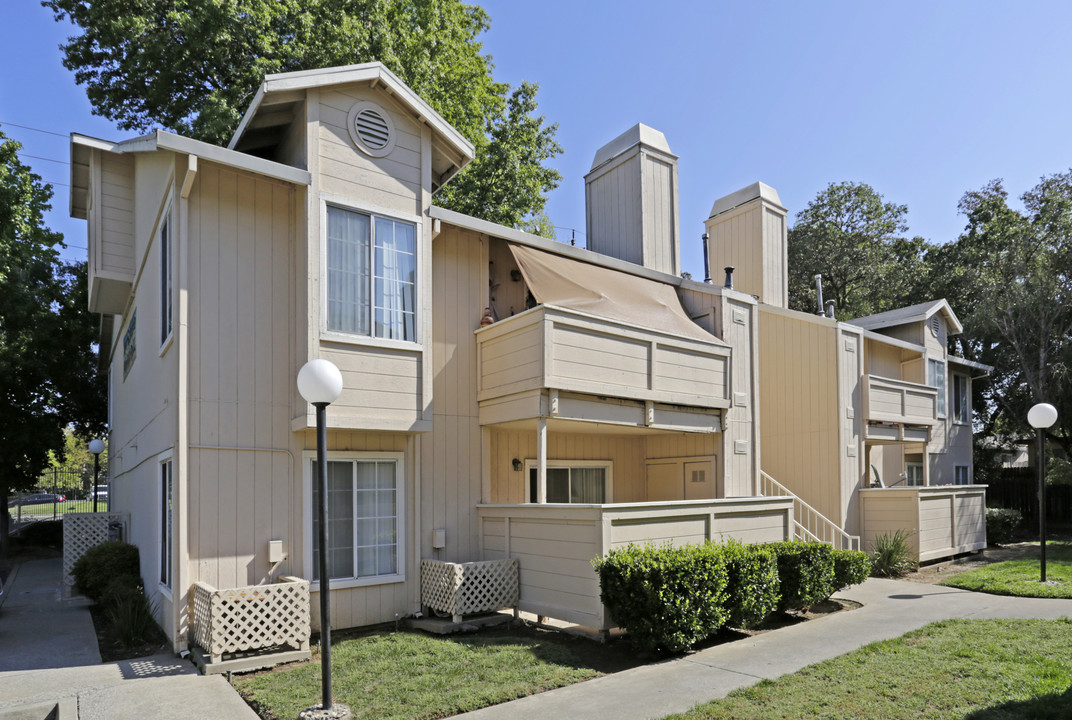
584,124,680,275
705,182,788,308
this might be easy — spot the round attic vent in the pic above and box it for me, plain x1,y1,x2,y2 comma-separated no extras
347,101,396,158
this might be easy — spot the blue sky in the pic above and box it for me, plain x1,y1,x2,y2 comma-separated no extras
4,1,1071,278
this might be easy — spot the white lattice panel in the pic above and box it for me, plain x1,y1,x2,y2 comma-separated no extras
62,512,126,593
189,577,311,664
421,559,518,620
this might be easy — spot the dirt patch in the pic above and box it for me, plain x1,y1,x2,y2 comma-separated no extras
899,542,1045,585
87,603,171,662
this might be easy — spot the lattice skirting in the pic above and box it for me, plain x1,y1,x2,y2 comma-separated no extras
188,576,311,665
62,512,127,595
421,558,519,623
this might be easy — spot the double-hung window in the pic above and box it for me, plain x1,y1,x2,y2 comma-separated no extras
326,205,416,342
160,458,173,590
527,461,611,503
928,359,946,417
309,454,404,585
952,374,969,424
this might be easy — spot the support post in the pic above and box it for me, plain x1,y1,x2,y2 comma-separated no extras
536,418,547,504
315,402,332,710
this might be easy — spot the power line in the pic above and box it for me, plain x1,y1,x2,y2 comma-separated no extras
0,120,68,138
19,152,69,165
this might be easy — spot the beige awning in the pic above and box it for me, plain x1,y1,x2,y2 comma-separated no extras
508,244,723,344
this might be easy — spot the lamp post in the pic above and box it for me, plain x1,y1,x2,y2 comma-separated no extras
89,439,105,513
297,359,345,719
1027,402,1058,583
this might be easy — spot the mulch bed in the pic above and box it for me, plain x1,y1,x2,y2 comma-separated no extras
86,603,171,662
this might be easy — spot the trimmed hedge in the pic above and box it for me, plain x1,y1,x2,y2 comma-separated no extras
986,507,1022,545
832,549,871,590
722,541,780,629
72,541,141,603
594,543,729,654
763,542,835,611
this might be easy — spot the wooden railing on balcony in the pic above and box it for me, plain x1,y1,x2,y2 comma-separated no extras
475,305,731,410
758,471,860,551
863,375,938,426
859,485,986,562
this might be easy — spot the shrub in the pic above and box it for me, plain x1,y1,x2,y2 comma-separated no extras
720,540,780,628
72,541,140,603
870,529,916,578
594,543,729,654
986,507,1022,545
765,541,835,611
832,549,871,590
106,586,160,648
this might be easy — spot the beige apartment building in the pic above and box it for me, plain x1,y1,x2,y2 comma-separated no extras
69,62,988,656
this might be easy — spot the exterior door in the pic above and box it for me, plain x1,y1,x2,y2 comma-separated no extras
646,462,681,501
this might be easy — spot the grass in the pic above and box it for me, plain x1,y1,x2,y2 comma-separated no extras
663,618,1072,720
941,541,1072,599
8,501,108,516
234,625,640,720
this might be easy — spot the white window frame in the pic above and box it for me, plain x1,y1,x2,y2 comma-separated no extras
158,453,174,597
319,196,423,351
524,459,614,504
928,358,947,418
159,207,174,353
954,465,971,485
302,451,406,590
952,373,970,425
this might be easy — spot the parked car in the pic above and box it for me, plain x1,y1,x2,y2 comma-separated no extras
10,493,65,506
92,486,108,502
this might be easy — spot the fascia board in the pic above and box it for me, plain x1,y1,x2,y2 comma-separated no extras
154,131,311,185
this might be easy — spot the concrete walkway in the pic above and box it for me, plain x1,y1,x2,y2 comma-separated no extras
457,578,1072,720
0,558,258,720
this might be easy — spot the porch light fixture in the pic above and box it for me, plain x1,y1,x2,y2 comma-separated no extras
297,359,348,719
512,458,522,472
89,438,105,513
1027,402,1058,583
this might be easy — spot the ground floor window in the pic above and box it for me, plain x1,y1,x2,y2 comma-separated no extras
307,453,404,585
526,461,611,503
159,458,173,590
955,465,971,485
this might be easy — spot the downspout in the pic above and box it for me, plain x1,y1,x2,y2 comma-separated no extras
174,153,197,651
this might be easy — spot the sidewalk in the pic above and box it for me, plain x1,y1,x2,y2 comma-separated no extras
0,557,259,720
457,578,1072,720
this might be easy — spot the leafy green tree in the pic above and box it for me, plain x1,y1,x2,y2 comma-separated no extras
0,130,105,552
923,176,1072,455
44,0,562,231
787,182,930,319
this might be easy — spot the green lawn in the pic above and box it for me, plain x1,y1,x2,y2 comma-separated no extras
941,542,1072,599
8,501,107,516
235,626,638,720
663,619,1072,720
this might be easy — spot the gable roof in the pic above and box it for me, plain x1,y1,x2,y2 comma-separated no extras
849,299,963,335
227,62,474,189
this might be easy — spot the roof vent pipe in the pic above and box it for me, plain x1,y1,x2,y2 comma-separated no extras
826,300,835,319
814,274,825,315
724,266,735,289
701,233,712,283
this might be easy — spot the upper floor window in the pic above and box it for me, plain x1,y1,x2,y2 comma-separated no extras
326,205,416,342
952,374,969,424
160,214,172,346
928,359,946,417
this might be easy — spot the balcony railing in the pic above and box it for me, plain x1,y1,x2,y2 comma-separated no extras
863,375,938,426
859,485,986,562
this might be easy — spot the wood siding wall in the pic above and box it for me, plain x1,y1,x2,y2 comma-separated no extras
97,151,136,276
838,328,864,533
704,198,788,308
859,487,986,561
758,307,841,523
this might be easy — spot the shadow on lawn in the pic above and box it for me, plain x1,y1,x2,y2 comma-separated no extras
963,686,1072,720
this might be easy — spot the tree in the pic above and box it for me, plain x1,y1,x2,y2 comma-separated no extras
44,0,562,232
787,182,929,319
0,130,106,552
923,176,1072,456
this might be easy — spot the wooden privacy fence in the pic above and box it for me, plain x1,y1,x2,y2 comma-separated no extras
189,577,311,667
986,477,1072,525
421,558,519,623
62,512,127,595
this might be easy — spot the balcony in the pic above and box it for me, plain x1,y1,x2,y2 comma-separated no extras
476,305,731,422
863,375,937,442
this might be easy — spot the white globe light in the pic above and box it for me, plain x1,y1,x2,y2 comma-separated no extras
297,359,344,405
1027,402,1058,429
88,439,106,455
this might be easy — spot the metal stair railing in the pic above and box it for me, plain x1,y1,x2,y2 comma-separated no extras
759,471,861,551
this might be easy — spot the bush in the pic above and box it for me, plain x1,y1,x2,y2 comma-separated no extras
721,540,780,628
594,543,729,655
72,541,140,603
832,549,871,590
986,507,1022,545
106,586,159,648
765,542,835,611
870,529,916,578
